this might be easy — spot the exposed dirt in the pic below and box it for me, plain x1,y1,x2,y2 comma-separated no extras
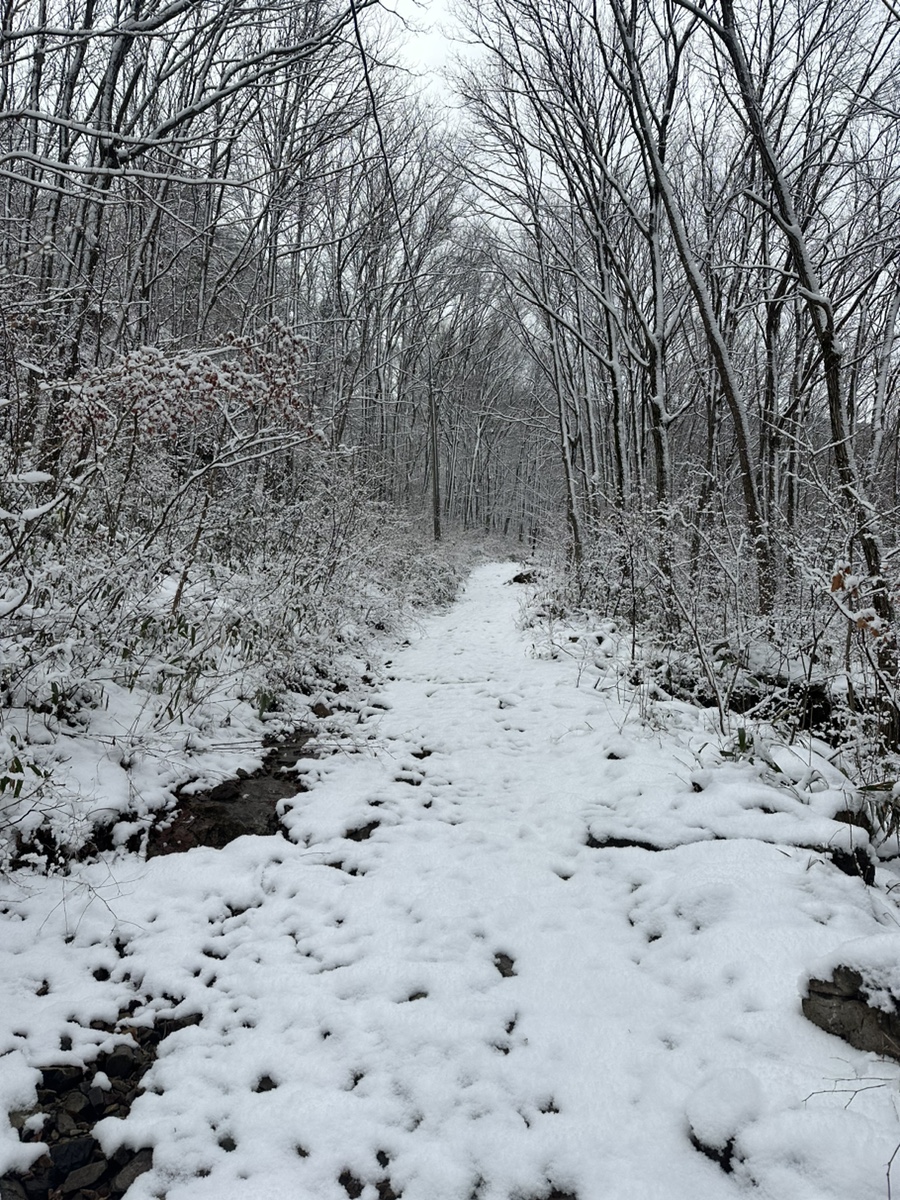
146,735,313,856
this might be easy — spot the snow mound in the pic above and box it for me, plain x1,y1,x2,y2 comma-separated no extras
685,1068,764,1150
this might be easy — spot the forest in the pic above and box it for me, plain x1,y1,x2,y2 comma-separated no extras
3,0,900,861
6,6,900,1200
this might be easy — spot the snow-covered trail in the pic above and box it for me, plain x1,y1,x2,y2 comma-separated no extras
4,563,900,1200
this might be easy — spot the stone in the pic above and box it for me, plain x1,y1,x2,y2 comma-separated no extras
55,1111,79,1137
338,1170,364,1198
61,1090,89,1119
209,781,240,802
111,1148,153,1192
49,1136,97,1175
0,1178,29,1200
84,1086,108,1112
344,822,379,842
60,1159,107,1194
156,1012,202,1039
494,953,516,978
110,1145,133,1170
808,965,863,998
18,1157,52,1200
803,967,900,1060
41,1066,83,1093
103,1044,142,1080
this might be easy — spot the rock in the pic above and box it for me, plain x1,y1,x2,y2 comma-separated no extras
103,1044,142,1079
311,702,333,719
61,1091,90,1118
111,1148,153,1192
60,1159,107,1194
155,1012,202,1039
55,1111,79,1138
209,781,240,802
84,1086,108,1112
344,822,379,842
0,1178,29,1200
110,1145,133,1170
338,1169,364,1198
41,1067,83,1094
494,952,516,978
49,1135,97,1175
803,967,900,1060
18,1181,45,1200
18,1155,52,1199
807,964,863,999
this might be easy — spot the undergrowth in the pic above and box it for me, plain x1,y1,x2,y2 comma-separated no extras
0,335,476,872
528,514,900,841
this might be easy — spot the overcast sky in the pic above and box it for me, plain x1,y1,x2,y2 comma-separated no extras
382,0,457,92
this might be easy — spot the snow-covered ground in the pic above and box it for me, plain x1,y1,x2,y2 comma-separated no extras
3,562,900,1199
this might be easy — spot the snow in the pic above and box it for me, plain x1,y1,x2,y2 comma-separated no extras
3,562,900,1198
4,472,54,485
685,1068,764,1150
805,933,900,1012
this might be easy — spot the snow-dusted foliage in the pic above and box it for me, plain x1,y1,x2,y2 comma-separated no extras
528,510,900,836
0,333,465,870
461,0,900,801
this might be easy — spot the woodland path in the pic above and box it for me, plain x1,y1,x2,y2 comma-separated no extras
5,563,900,1200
